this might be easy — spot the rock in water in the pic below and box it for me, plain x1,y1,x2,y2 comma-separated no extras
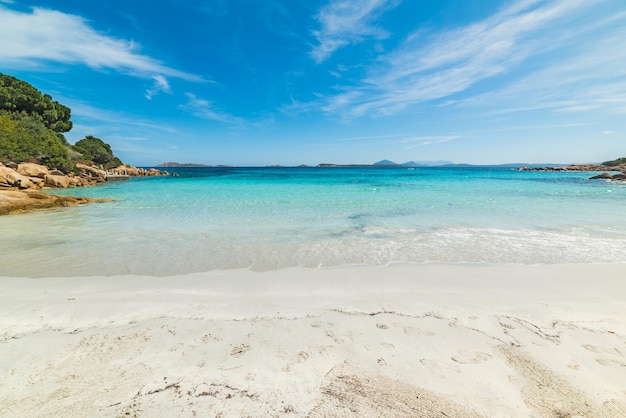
0,190,112,215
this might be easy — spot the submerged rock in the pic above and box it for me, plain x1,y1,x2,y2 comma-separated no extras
589,172,626,181
589,172,614,180
0,190,112,215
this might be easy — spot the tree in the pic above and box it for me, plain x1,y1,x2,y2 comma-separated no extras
73,135,123,168
0,73,124,172
0,73,72,133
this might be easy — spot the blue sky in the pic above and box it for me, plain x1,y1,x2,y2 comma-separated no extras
1,0,625,166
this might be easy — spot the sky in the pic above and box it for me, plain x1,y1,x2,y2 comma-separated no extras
1,0,625,166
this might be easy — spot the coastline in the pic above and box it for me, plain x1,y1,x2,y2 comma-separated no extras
1,263,624,417
0,162,167,216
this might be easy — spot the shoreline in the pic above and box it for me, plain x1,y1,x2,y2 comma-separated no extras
2,263,624,417
0,161,167,216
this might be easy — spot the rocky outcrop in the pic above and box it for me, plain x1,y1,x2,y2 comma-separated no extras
0,189,112,215
520,163,626,172
0,161,167,215
590,172,626,181
108,165,169,177
0,161,169,192
519,163,626,181
75,163,107,184
17,162,49,178
44,174,71,188
0,166,35,189
589,173,614,180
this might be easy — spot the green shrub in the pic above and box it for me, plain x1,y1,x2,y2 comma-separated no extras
602,157,626,167
0,111,73,172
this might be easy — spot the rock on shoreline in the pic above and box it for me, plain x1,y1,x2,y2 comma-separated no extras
518,163,626,181
518,163,626,172
0,161,165,215
0,162,168,191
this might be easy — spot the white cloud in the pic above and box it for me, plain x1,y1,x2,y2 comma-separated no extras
0,6,201,83
319,0,613,120
145,75,172,100
179,93,242,124
310,0,398,63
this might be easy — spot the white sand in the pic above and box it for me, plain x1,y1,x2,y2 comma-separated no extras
1,263,625,417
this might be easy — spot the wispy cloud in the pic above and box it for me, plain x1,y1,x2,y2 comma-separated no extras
0,6,202,97
310,0,398,63
319,0,613,120
179,93,242,124
145,75,172,100
455,14,626,117
328,132,462,148
397,135,461,148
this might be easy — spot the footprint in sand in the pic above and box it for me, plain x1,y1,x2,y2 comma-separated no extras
595,358,626,367
583,344,625,357
201,333,222,343
325,330,343,344
450,351,492,364
230,344,251,357
582,344,601,353
567,362,580,370
297,351,310,363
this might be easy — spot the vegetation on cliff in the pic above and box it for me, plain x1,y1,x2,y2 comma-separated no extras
0,73,122,172
602,157,626,167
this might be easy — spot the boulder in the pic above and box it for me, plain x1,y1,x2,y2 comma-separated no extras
68,177,83,187
45,174,71,188
75,163,107,182
0,166,35,189
17,163,50,179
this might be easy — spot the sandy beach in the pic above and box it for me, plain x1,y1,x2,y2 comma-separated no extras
1,263,625,417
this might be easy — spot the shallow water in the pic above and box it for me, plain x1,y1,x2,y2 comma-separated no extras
2,166,626,277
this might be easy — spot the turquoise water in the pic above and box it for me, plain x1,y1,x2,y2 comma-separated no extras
2,166,626,277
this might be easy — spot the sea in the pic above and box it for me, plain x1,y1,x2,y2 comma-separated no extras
2,166,626,277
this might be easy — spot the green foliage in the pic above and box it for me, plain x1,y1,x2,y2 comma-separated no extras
72,135,123,169
0,73,124,172
0,111,73,172
602,157,626,167
0,73,72,133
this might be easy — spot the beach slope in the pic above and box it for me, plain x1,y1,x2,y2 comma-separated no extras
1,264,624,417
